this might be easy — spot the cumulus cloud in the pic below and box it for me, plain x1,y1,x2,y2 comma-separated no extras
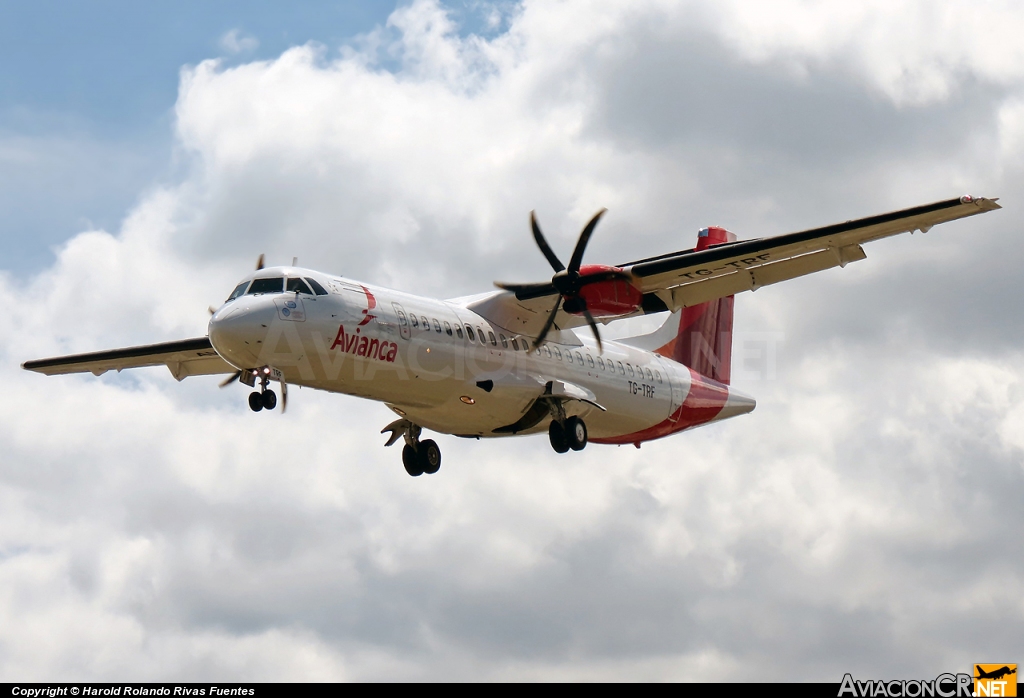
1,0,1023,681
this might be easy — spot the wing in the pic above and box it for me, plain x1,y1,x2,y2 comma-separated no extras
22,337,236,381
625,195,1000,311
458,196,1000,335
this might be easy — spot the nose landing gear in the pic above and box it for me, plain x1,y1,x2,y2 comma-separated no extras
245,367,281,412
383,419,442,477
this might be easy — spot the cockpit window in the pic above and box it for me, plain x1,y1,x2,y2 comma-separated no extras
286,278,313,294
247,277,284,294
227,282,249,301
304,278,329,295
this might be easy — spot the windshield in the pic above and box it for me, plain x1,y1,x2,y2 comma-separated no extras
247,277,284,294
227,281,249,301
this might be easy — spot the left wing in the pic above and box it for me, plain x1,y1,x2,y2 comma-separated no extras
459,195,1000,337
22,337,235,381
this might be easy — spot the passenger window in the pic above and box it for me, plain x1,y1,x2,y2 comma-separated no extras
410,315,419,329
286,278,313,294
645,367,654,381
567,351,573,364
455,325,463,339
433,319,442,333
478,328,487,345
304,278,329,295
627,364,635,377
465,325,475,342
444,321,453,336
247,277,284,294
587,355,595,368
617,361,625,375
421,316,430,331
488,331,497,346
499,334,508,348
575,351,584,365
655,370,662,383
227,281,249,301
597,356,605,370
510,338,519,351
544,346,552,358
553,347,562,360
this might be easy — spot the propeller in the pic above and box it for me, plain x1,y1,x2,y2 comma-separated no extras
497,210,634,351
219,370,242,388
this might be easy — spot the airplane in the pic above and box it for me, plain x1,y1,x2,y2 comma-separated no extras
975,666,1017,681
22,195,1000,477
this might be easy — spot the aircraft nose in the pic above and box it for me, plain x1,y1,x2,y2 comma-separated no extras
208,299,275,367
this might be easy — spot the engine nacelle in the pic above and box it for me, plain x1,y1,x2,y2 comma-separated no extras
572,264,643,318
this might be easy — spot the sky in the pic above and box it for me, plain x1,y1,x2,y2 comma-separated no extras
1,0,1023,682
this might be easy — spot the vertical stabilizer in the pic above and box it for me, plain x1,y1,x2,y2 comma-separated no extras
625,226,736,385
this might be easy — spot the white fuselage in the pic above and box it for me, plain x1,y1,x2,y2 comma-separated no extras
208,267,754,444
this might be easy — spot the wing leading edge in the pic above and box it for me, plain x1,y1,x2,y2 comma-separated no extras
22,337,235,381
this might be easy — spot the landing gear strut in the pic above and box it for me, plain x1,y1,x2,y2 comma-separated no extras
248,370,277,412
547,401,587,454
383,419,442,477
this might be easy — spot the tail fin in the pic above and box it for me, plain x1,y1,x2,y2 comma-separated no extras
624,226,736,384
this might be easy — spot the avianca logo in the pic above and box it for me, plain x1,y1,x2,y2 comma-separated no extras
330,324,397,363
358,285,376,327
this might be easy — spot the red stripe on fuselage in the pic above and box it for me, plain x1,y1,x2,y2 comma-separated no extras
591,368,730,445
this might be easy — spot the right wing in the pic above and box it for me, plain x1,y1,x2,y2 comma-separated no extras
22,337,235,381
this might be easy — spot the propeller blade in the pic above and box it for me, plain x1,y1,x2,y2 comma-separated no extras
255,253,265,270
532,296,563,350
219,370,242,388
530,211,565,273
567,208,607,273
581,306,603,353
208,306,217,316
281,380,288,414
494,281,558,298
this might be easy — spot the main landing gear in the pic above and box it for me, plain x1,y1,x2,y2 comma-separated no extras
547,401,588,454
549,416,587,453
382,419,441,477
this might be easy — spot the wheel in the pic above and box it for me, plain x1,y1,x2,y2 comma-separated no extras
248,392,263,412
403,444,424,477
261,389,277,410
566,416,587,451
419,439,441,474
548,420,569,454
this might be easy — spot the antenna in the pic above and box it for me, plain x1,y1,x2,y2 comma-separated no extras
292,257,298,266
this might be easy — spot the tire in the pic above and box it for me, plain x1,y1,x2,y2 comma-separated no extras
261,389,277,410
403,444,423,476
566,416,587,451
419,439,441,474
549,420,569,454
248,392,264,412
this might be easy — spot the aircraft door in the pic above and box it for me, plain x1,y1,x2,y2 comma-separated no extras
392,302,411,340
658,357,686,422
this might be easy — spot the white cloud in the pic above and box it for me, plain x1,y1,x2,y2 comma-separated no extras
219,29,259,55
2,0,1023,681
